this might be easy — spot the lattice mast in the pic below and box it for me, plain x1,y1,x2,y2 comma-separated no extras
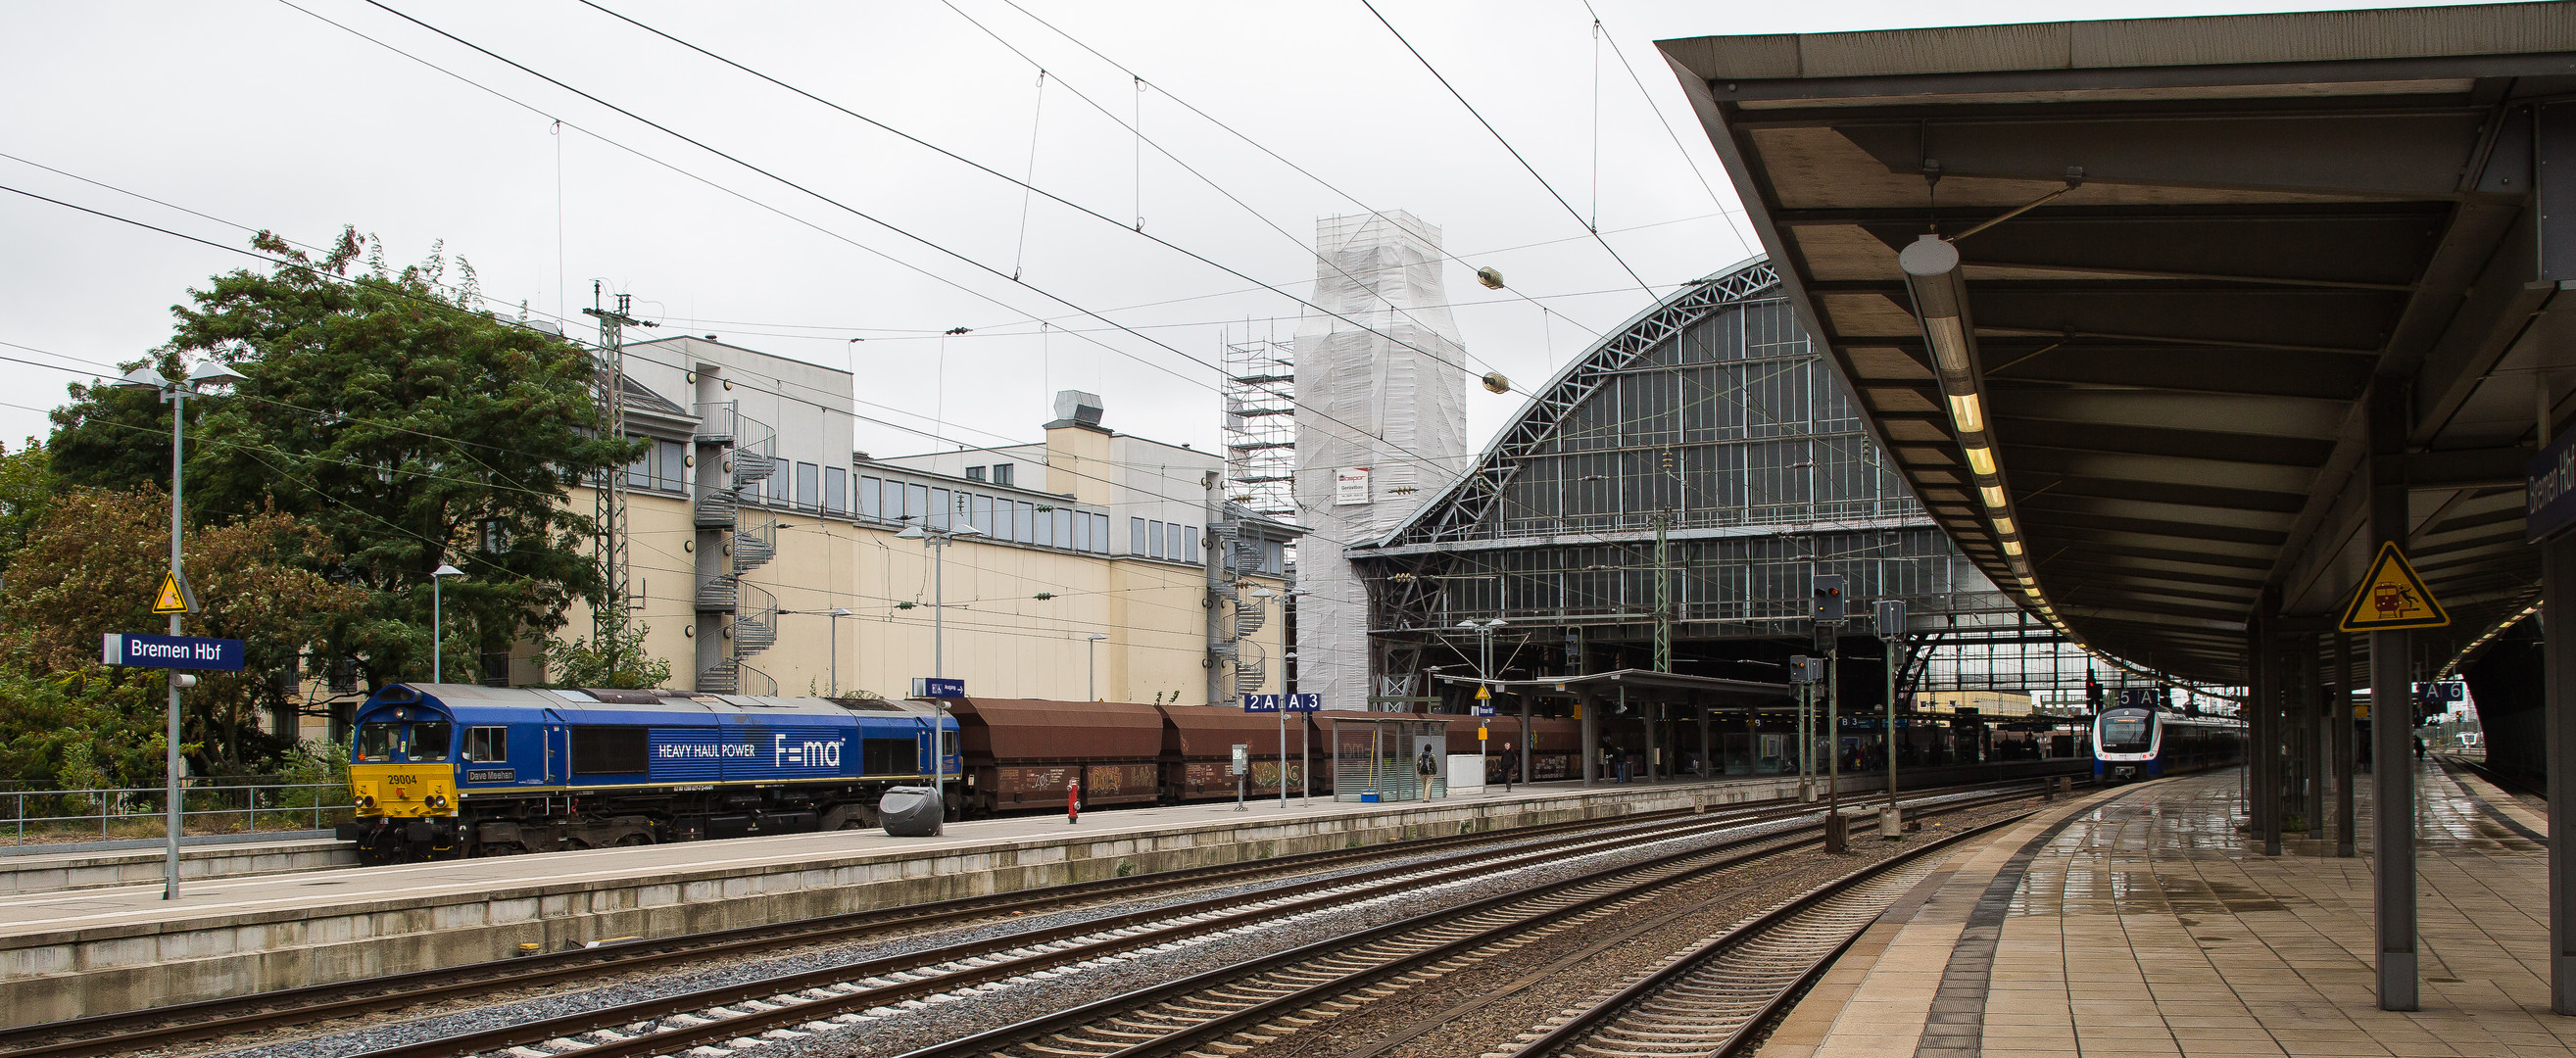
582,285,654,672
1222,332,1297,519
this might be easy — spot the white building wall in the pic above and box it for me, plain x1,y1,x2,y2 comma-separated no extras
1292,211,1470,709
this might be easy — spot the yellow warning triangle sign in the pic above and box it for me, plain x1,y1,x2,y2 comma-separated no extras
1474,685,1491,699
2338,542,2449,633
151,571,189,614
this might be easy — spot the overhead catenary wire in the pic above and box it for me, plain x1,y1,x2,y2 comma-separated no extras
578,0,1540,411
345,0,1494,524
1358,0,1654,296
981,0,1612,341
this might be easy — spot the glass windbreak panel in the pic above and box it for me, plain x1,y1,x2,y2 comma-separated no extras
2100,712,2152,753
464,726,509,762
408,722,453,762
357,722,401,762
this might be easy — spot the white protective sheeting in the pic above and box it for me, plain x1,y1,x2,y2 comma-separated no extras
1292,211,1471,711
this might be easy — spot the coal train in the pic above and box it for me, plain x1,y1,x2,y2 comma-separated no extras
336,685,1574,863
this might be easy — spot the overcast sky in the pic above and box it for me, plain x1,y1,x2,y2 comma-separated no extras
0,0,2473,463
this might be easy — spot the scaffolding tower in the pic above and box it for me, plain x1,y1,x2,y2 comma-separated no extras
1223,333,1297,520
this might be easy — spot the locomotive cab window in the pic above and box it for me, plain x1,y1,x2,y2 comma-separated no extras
357,722,400,762
409,722,453,762
463,726,509,763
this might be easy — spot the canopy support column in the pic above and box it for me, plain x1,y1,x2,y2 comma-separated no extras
2368,381,2417,1012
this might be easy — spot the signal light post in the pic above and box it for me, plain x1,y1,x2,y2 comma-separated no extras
1876,599,1905,838
1815,574,1846,852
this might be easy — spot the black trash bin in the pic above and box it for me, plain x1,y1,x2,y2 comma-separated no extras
879,786,943,837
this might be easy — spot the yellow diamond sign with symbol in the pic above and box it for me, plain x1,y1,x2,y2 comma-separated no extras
151,571,193,615
2338,542,2449,633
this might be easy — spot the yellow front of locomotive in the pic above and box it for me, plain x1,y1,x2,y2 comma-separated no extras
341,698,462,861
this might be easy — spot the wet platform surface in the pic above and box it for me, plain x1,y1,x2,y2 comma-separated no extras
1761,762,2576,1058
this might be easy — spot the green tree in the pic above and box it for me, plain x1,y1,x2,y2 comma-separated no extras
0,438,57,574
0,487,366,773
541,619,673,690
47,227,641,691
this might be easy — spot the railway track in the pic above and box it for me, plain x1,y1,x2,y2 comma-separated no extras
5,781,2045,1058
1506,815,2002,1057
888,788,2038,1058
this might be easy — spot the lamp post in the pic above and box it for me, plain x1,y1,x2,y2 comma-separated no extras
115,360,244,901
897,518,983,836
429,564,464,683
1084,633,1108,700
782,607,857,696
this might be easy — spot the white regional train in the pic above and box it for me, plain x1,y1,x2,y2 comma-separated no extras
2091,706,2244,781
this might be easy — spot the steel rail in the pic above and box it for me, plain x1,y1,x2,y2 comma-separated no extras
1509,811,2022,1057
893,787,2041,1058
0,798,1725,1058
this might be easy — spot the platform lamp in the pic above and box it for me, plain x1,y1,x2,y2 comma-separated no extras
115,358,245,901
897,517,983,835
430,564,464,683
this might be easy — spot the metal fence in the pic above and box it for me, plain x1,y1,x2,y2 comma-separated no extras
0,781,355,846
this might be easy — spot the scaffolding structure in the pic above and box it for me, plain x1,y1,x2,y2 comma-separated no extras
1222,333,1297,520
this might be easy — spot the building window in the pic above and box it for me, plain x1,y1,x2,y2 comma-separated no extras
1015,501,1035,543
972,494,994,536
658,440,687,493
992,462,1014,487
1167,523,1185,562
1053,507,1074,550
797,462,819,510
1149,520,1166,559
859,476,882,520
1093,513,1110,554
930,488,951,529
1186,525,1201,562
1035,505,1054,548
1072,511,1091,553
1131,517,1146,555
906,483,928,522
825,466,848,514
965,465,986,482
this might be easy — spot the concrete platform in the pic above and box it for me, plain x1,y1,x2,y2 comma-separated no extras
8,765,2080,1031
0,834,350,895
1760,761,2576,1058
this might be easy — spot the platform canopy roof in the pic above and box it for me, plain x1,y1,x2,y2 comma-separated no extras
1662,3,2576,682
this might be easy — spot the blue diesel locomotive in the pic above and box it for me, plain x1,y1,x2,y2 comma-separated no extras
337,683,959,863
2091,706,2243,781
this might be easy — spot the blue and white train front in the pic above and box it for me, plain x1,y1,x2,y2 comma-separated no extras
2092,707,2162,781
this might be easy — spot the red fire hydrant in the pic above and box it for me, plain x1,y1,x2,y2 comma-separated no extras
1068,778,1081,825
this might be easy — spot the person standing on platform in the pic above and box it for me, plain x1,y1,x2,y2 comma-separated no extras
1502,744,1518,792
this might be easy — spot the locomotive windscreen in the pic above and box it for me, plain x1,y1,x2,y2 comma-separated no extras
571,726,650,774
2100,711,2153,753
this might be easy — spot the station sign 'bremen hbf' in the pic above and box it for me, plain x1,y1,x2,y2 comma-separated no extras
100,632,245,671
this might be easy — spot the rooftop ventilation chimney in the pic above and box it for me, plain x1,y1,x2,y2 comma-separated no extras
1051,389,1105,429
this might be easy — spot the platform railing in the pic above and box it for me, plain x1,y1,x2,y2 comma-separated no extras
0,781,356,847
